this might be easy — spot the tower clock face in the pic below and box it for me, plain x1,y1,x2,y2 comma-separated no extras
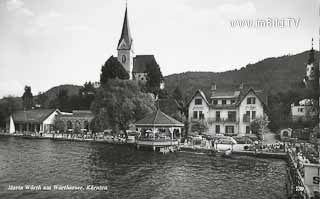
122,55,126,64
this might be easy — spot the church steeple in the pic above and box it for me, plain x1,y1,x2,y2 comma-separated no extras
117,6,133,50
117,4,134,79
308,38,315,64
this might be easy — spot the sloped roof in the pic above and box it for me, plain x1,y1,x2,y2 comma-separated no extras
186,89,209,106
59,110,94,118
133,55,156,73
117,7,133,50
12,109,58,123
187,86,268,108
135,109,184,127
211,91,240,98
237,88,268,107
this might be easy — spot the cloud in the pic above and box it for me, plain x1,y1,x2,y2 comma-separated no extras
6,0,34,17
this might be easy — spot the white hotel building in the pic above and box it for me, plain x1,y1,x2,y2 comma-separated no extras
187,84,268,137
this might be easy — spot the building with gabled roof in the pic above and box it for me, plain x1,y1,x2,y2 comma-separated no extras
6,109,60,134
187,83,268,137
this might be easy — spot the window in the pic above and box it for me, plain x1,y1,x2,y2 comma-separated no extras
246,126,250,134
225,126,234,134
231,99,235,104
247,97,256,104
199,111,204,119
193,111,198,119
67,121,73,130
298,108,304,112
222,99,226,105
246,111,250,117
216,111,220,121
215,125,220,133
252,111,256,120
212,99,218,105
195,98,202,105
228,111,236,122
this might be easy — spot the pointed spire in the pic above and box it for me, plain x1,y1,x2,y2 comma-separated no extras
308,38,315,64
117,5,133,50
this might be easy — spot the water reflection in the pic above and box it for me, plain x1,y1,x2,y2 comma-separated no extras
0,137,287,199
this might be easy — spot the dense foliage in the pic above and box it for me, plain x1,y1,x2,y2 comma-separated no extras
164,50,320,100
0,96,22,128
48,82,96,112
145,59,163,96
100,56,129,85
91,79,156,134
267,87,319,131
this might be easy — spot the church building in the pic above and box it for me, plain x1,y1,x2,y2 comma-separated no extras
109,6,159,82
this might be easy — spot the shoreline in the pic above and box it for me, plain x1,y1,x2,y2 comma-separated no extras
1,132,287,159
0,133,128,144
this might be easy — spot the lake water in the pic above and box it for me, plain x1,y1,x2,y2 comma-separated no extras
0,136,287,199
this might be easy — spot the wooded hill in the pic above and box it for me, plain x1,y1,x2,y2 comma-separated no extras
164,50,319,100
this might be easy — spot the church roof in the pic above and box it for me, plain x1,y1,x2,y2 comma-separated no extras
135,109,184,127
117,7,133,50
133,55,156,73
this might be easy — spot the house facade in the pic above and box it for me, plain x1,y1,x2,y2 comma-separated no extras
187,84,267,137
291,99,318,122
57,110,94,133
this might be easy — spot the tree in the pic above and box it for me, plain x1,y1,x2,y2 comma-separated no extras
172,86,183,103
79,81,95,96
100,56,129,85
54,119,65,133
35,92,48,108
0,96,22,128
191,120,208,135
158,88,169,99
250,114,270,140
91,79,156,136
145,59,163,97
22,86,33,110
49,89,71,111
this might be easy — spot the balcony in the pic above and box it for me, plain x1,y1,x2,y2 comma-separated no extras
207,117,238,124
225,117,237,123
191,117,205,122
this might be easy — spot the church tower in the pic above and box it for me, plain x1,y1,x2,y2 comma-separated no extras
305,38,318,90
117,6,134,79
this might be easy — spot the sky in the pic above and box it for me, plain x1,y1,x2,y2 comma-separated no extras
0,0,319,97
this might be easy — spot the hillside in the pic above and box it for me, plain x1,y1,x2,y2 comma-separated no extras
41,84,82,99
163,50,319,100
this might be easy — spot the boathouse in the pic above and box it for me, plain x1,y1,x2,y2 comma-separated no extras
135,109,184,151
6,109,60,134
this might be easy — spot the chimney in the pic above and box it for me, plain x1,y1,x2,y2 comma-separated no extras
211,83,216,96
211,83,216,91
239,82,244,90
